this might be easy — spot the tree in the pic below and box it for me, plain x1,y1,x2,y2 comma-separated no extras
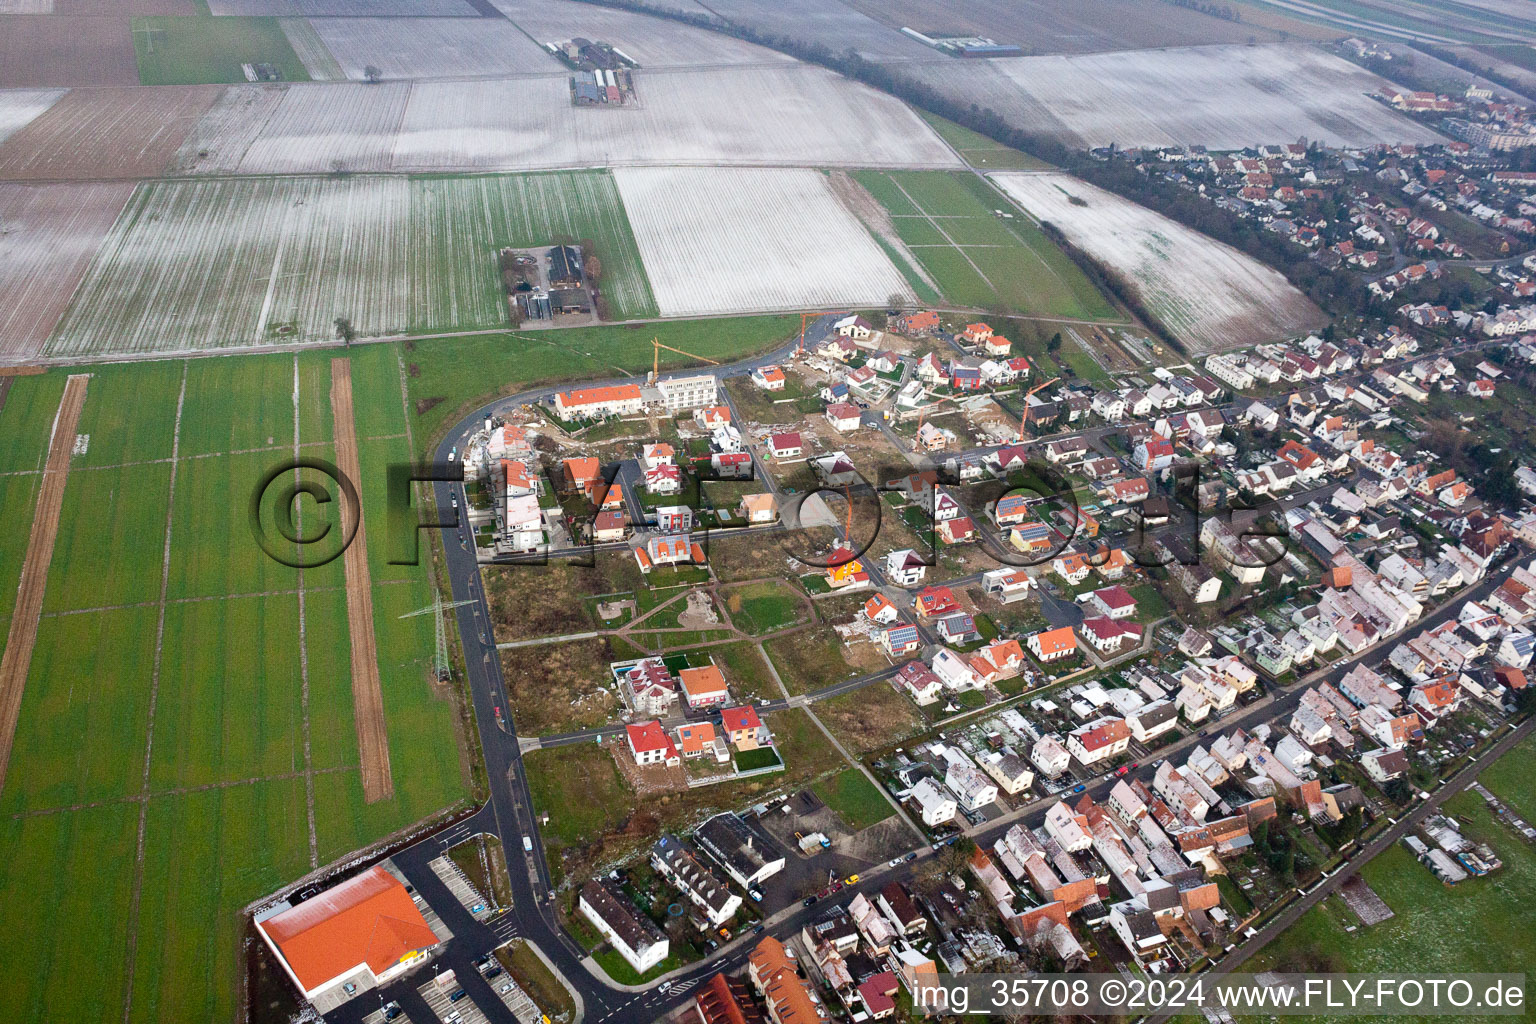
585,253,603,282
1047,331,1063,353
363,65,382,84
334,317,356,348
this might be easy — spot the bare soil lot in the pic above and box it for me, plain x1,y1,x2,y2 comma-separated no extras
0,15,139,88
0,85,217,179
500,637,619,736
0,182,133,363
816,682,925,754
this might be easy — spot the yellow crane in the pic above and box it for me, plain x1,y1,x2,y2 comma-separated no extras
650,337,720,384
1016,375,1060,443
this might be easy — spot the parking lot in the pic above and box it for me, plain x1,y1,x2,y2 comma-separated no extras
418,970,489,1024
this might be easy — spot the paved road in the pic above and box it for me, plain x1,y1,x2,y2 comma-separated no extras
320,319,1516,1024
1145,713,1536,1024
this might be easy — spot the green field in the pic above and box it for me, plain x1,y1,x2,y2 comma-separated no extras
918,112,1056,171
853,170,1118,321
0,353,466,1024
812,767,893,831
722,580,805,636
403,314,799,452
1249,787,1536,1021
1477,729,1536,823
132,16,310,85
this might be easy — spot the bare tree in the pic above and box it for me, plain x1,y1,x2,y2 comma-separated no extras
363,65,382,84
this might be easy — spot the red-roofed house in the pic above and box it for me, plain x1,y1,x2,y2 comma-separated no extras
1067,717,1131,766
256,865,441,1004
769,432,803,459
1086,585,1136,620
626,721,681,766
913,586,958,618
857,973,899,1019
722,706,770,750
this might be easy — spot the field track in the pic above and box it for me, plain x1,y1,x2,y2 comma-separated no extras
330,356,393,802
0,373,87,793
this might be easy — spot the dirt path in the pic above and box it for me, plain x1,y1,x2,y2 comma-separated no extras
331,356,394,803
0,372,87,793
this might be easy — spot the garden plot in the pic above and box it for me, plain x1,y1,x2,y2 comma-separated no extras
0,182,134,362
209,0,476,15
615,166,913,317
985,44,1444,150
46,170,654,356
0,85,217,179
390,64,959,171
489,0,793,67
308,16,562,80
0,89,64,147
991,171,1324,353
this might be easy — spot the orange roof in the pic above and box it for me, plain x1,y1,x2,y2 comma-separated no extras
565,456,599,481
679,664,728,698
1032,627,1077,656
677,721,717,754
558,383,642,407
260,866,439,992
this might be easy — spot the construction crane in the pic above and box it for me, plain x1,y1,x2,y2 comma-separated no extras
400,593,476,680
1015,375,1060,443
798,310,850,356
649,337,720,384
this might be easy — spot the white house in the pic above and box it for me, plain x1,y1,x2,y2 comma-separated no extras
884,549,927,586
908,777,957,827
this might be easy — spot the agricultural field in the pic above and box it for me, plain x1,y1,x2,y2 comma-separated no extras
0,182,134,362
234,79,410,173
307,15,561,80
615,167,914,317
990,171,1326,353
839,0,1316,52
0,89,64,146
853,169,1119,322
0,350,465,1024
0,15,140,88
45,170,655,358
680,0,937,61
209,0,477,15
905,44,1443,152
131,15,311,85
386,65,958,172
490,0,795,68
0,84,217,179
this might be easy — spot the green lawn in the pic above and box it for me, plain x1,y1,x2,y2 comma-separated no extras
812,768,893,831
1249,790,1536,1020
404,314,798,454
132,16,310,86
852,170,1116,321
1477,729,1536,825
723,580,805,636
733,747,783,771
918,111,1056,171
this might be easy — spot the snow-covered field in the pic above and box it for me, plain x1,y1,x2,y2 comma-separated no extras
615,166,914,317
165,65,957,175
389,65,960,170
209,0,475,15
489,0,795,67
914,44,1442,151
0,88,65,148
0,182,134,362
990,172,1323,353
308,16,562,80
46,172,655,357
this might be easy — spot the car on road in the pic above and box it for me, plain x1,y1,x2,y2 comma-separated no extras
802,895,818,906
1072,784,1086,793
448,447,457,462
1198,729,1209,737
905,851,918,862
1115,766,1129,776
522,835,533,852
1128,762,1139,770
889,857,902,867
844,873,859,885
